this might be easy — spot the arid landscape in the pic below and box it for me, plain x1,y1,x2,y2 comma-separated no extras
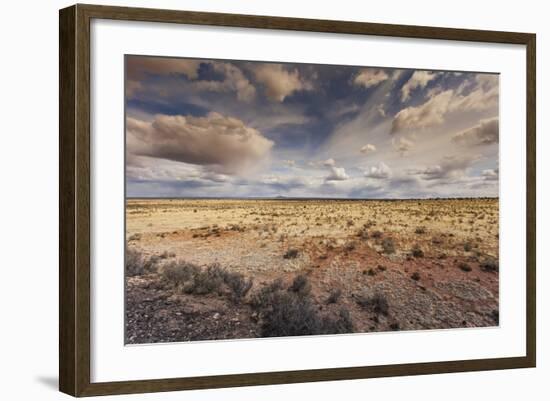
125,198,499,344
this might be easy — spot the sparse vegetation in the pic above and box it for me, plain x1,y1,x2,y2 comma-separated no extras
411,272,421,281
381,237,395,254
288,274,311,296
183,264,226,295
412,244,424,258
371,230,383,239
161,260,200,286
356,292,389,316
126,248,160,276
458,262,472,272
344,241,356,252
415,226,427,234
126,198,499,343
283,248,299,259
252,279,353,337
326,288,342,304
224,272,253,303
481,258,499,272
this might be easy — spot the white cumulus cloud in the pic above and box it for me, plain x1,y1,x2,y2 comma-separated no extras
365,162,392,179
360,144,377,154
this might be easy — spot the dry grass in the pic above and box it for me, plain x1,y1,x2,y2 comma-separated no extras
125,198,499,342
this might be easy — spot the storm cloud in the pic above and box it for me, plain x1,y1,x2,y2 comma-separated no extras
127,112,273,174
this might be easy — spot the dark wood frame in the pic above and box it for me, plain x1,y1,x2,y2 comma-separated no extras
59,3,536,397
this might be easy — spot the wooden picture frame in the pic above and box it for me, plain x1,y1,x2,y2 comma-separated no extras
59,3,536,397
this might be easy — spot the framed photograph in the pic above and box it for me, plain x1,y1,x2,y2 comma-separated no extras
59,4,536,397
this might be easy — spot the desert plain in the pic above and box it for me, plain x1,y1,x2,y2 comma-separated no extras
125,198,499,344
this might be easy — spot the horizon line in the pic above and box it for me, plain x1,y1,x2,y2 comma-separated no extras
125,196,499,201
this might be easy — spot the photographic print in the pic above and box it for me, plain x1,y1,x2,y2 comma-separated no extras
124,55,499,344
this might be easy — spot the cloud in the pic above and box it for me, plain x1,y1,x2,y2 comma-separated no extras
481,168,499,181
193,62,256,102
391,74,499,134
326,166,349,181
451,75,498,112
260,175,309,191
413,155,479,181
126,112,273,174
360,144,377,154
249,111,310,131
353,69,389,88
452,117,499,146
400,71,439,101
391,90,454,134
392,137,415,155
252,64,311,102
365,162,392,179
126,57,202,99
126,56,201,81
126,80,143,98
327,102,360,119
322,158,336,167
282,159,296,167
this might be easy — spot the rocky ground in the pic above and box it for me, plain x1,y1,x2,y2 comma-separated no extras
125,198,499,344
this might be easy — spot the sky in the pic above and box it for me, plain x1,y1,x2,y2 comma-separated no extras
125,55,499,199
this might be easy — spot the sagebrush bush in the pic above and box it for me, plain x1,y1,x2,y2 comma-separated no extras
259,291,321,337
184,264,226,295
252,278,354,337
412,244,424,258
458,262,472,272
161,261,200,286
326,288,342,304
283,248,299,259
371,230,383,239
224,271,253,303
125,248,160,276
250,278,284,309
289,274,311,296
381,238,395,254
480,258,499,272
356,292,389,316
414,226,427,234
319,308,354,334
